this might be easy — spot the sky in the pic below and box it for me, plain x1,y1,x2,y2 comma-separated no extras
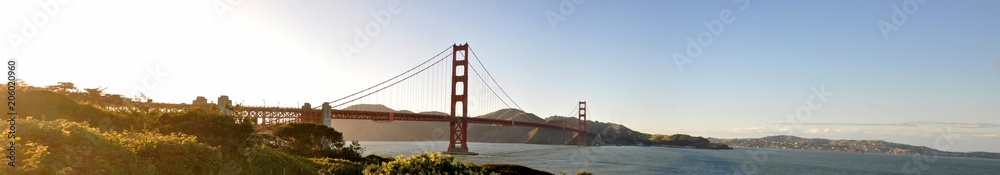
2,0,999,152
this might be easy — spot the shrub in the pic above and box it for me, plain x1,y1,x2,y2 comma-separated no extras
363,154,395,165
3,88,123,131
104,131,226,174
313,157,365,175
155,108,255,151
236,146,322,174
0,118,225,174
265,123,364,161
362,153,493,175
481,164,553,175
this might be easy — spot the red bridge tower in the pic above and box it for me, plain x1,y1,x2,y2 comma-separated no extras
445,43,476,155
578,101,587,146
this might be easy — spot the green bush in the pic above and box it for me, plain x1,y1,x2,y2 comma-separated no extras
237,146,322,174
481,164,553,175
0,118,346,175
264,123,364,161
313,157,365,175
104,131,226,174
363,154,395,165
3,88,124,131
363,153,494,175
155,108,255,151
0,118,225,174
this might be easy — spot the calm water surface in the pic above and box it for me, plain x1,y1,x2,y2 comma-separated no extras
362,141,1000,175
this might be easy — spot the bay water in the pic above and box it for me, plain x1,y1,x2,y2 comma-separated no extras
363,141,1000,174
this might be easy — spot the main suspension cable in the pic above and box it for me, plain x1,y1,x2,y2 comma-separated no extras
469,47,524,111
332,53,454,108
321,45,453,108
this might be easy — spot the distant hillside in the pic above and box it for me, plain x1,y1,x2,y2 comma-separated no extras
476,109,545,123
332,104,727,149
709,135,1000,159
343,104,399,112
329,104,444,141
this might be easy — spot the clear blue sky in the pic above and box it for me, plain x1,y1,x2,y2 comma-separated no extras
3,1,999,152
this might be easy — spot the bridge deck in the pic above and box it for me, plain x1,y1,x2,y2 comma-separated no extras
114,103,592,135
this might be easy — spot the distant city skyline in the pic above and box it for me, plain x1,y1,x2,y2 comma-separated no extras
3,1,999,152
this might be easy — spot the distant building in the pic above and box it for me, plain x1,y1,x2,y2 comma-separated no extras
193,96,208,106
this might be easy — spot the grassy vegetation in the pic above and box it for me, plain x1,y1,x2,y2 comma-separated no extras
363,153,491,174
1,82,587,174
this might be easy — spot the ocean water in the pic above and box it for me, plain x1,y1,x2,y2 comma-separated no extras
362,141,1000,175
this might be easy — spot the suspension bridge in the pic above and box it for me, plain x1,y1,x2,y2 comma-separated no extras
128,43,592,155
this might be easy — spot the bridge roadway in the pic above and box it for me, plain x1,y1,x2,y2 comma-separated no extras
129,102,592,135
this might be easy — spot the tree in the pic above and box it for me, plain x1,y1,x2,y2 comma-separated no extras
46,82,78,94
267,123,364,160
82,87,108,104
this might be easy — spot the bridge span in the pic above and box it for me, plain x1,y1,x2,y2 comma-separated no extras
124,43,593,154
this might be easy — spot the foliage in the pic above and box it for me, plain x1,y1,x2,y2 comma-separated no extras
3,88,123,131
363,153,494,175
40,82,130,106
480,164,553,175
104,131,226,174
236,146,323,174
313,157,365,175
9,84,254,151
44,82,77,94
155,108,256,151
0,118,225,174
2,82,562,174
264,123,364,161
363,154,396,165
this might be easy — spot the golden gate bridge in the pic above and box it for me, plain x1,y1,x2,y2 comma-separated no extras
119,43,592,155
